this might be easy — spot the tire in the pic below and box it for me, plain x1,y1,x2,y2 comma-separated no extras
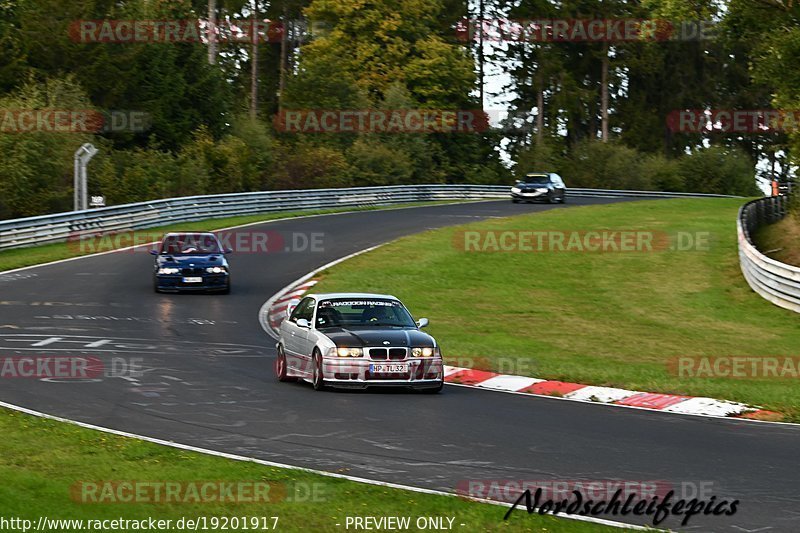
511,198,520,203
560,194,567,203
275,345,296,382
153,279,161,293
312,350,326,391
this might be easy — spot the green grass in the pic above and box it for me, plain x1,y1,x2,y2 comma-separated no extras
315,198,800,421
0,408,619,532
0,201,462,274
754,215,800,268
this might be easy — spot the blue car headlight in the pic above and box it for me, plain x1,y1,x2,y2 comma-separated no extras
205,266,227,274
157,267,180,275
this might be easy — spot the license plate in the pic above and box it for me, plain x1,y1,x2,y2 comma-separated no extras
370,363,409,373
182,277,203,283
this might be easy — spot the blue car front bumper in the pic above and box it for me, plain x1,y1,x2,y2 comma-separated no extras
154,273,229,292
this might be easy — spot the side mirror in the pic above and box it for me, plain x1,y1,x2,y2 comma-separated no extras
416,318,429,328
296,318,310,329
149,249,158,256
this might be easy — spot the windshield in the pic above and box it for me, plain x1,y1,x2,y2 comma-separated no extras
316,299,417,328
523,175,551,186
161,235,221,255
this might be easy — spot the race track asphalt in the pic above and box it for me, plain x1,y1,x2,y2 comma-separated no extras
0,198,798,532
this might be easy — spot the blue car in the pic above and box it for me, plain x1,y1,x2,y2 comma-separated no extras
150,232,232,293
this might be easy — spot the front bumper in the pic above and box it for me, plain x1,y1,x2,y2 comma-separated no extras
320,357,444,389
511,191,548,200
155,273,229,292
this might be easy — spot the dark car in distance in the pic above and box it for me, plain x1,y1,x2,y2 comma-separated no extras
511,172,567,203
150,232,232,293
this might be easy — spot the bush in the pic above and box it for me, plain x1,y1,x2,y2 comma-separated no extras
347,138,414,186
678,145,759,196
272,140,352,190
512,139,760,195
640,154,684,192
514,139,564,180
561,141,650,190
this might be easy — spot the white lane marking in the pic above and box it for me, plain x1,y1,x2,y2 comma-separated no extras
474,375,543,392
564,386,640,403
30,337,63,347
0,398,653,531
85,339,112,348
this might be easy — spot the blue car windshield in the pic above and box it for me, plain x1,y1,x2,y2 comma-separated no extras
161,235,221,255
523,175,551,186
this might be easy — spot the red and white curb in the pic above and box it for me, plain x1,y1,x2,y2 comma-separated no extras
443,367,778,420
263,279,319,333
261,275,781,423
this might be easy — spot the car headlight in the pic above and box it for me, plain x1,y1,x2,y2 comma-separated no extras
157,267,180,275
412,347,435,357
536,187,548,192
336,347,363,358
511,187,521,193
205,266,227,274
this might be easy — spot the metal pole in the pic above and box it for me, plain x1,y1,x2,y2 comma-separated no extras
81,159,88,211
74,150,81,212
73,144,98,211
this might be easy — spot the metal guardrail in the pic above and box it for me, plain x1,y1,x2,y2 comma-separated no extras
737,195,800,313
0,184,739,251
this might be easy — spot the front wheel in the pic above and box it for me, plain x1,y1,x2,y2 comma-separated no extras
312,351,326,391
275,345,296,382
511,198,520,204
